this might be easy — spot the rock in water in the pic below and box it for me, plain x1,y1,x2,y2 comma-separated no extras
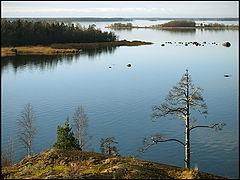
224,74,230,77
222,42,231,47
127,64,131,67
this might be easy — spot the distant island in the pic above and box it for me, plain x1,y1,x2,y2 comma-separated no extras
106,20,239,30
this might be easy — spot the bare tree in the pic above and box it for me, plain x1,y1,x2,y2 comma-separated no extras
1,137,15,167
17,104,37,157
100,137,119,155
72,106,92,151
140,69,225,169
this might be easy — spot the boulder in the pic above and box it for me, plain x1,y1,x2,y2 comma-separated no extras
224,74,230,77
126,64,131,67
10,49,17,53
222,42,231,47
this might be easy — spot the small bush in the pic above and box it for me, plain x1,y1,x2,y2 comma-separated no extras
128,155,133,158
52,117,80,150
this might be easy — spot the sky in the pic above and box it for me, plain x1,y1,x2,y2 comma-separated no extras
1,1,239,18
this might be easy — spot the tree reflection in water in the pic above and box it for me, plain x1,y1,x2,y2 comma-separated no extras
1,46,117,74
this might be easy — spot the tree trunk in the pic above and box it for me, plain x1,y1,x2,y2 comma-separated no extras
185,114,190,169
108,145,111,155
79,122,82,151
28,125,31,157
185,69,190,169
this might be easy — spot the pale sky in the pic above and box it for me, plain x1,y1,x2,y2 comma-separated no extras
1,1,239,18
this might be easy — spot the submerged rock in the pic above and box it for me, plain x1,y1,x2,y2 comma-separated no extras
224,74,231,77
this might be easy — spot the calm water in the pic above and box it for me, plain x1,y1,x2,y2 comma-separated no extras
1,21,239,178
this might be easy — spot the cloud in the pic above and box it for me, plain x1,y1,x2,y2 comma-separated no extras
1,1,239,18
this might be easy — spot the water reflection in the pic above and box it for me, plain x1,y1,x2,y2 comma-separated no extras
153,29,196,35
80,46,117,59
112,28,132,31
1,46,117,73
203,29,238,32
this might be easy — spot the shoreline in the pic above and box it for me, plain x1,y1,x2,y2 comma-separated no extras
1,46,82,57
1,40,153,57
105,26,239,30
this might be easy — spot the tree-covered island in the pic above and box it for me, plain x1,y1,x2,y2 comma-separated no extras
106,20,239,29
1,19,152,56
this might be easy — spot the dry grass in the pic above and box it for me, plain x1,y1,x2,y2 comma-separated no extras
51,40,153,49
1,46,81,57
1,40,152,57
2,149,227,179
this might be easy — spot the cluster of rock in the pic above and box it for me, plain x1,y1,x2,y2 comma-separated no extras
161,41,231,47
109,64,131,69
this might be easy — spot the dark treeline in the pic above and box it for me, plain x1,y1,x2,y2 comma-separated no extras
152,20,238,28
1,19,117,47
110,23,133,27
133,17,238,21
153,20,196,27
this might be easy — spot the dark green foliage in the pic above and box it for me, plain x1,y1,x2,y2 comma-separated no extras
1,19,117,47
161,20,196,27
52,117,80,150
110,23,133,27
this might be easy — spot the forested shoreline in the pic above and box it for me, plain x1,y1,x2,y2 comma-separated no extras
1,19,117,47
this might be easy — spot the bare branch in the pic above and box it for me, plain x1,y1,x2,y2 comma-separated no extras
152,104,186,118
139,135,185,155
72,106,92,151
189,123,226,131
153,138,185,146
139,142,155,153
16,104,36,157
189,88,200,101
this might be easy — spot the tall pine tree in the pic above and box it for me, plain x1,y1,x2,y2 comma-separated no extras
140,69,225,169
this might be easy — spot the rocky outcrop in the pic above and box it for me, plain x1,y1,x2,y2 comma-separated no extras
1,149,226,179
